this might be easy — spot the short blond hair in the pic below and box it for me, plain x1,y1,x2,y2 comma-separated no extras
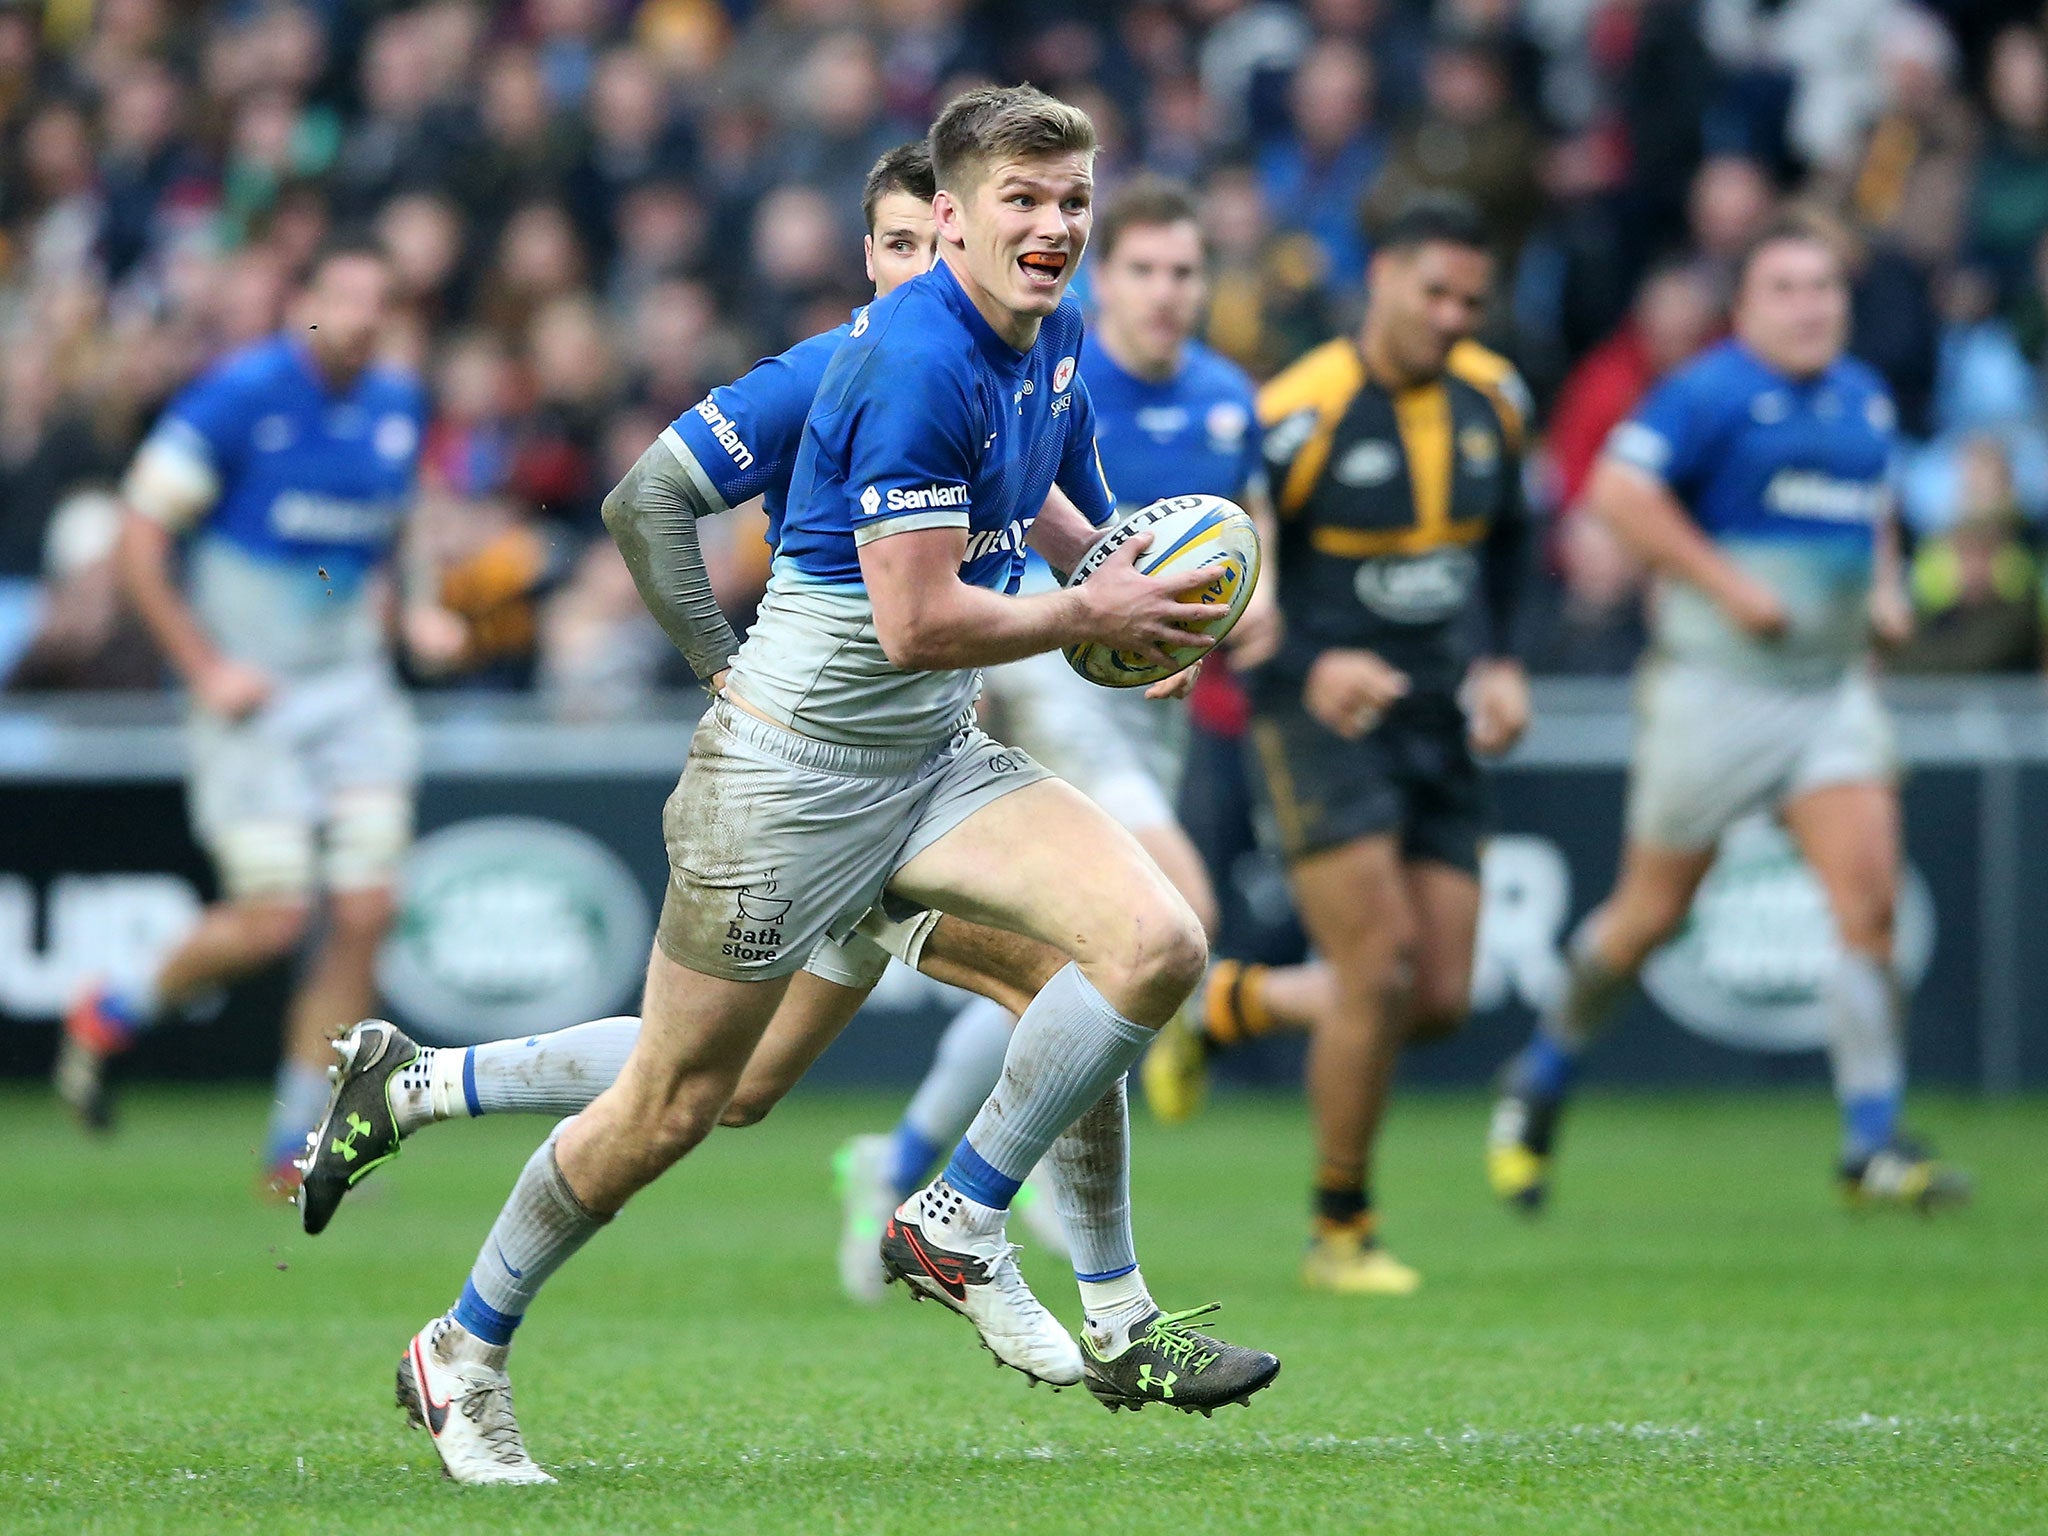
928,85,1096,193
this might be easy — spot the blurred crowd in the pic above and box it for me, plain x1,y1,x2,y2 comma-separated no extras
8,0,2048,701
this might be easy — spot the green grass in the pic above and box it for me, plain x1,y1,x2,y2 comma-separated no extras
0,1086,2041,1534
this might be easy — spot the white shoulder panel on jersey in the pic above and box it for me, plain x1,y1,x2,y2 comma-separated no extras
121,424,222,531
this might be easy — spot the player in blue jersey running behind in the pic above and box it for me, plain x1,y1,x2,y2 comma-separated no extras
1487,214,1971,1215
57,241,460,1191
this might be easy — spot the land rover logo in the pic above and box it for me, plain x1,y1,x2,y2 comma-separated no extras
1641,815,1934,1052
379,817,652,1044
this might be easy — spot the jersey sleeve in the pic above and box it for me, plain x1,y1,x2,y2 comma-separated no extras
1055,376,1116,527
1604,365,1712,494
667,348,819,512
123,371,250,529
837,354,979,545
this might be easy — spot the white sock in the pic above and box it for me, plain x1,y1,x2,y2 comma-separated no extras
943,964,1155,1209
1077,1266,1154,1342
1046,1077,1138,1282
397,1017,645,1134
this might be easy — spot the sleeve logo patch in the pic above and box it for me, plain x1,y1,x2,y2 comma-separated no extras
1053,356,1076,393
859,485,883,517
692,399,756,470
884,483,971,512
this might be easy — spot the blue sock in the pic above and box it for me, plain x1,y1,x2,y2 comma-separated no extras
1842,1090,1901,1164
941,1139,1023,1210
888,1121,941,1201
1517,1034,1578,1102
453,1279,522,1346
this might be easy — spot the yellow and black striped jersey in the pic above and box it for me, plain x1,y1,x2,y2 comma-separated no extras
1255,336,1530,695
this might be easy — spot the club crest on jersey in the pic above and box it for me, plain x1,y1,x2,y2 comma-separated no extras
1206,401,1250,450
1458,425,1498,471
1053,356,1076,393
375,413,419,463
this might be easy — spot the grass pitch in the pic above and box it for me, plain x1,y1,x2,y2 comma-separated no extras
0,1085,2041,1534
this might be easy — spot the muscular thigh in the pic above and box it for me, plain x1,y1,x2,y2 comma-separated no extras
888,776,1198,1007
1287,832,1413,973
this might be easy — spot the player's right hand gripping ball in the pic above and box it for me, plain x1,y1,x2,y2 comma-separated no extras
1063,494,1262,688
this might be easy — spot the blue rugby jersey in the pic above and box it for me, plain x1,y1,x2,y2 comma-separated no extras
138,336,426,674
727,262,1117,745
663,316,856,550
1081,333,1264,511
1605,338,1896,682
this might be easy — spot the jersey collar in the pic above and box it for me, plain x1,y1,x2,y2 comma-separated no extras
934,260,1032,377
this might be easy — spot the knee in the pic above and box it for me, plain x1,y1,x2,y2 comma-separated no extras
327,886,397,948
1832,881,1895,958
1407,977,1471,1044
637,1095,725,1165
1127,907,1208,1017
717,1082,785,1128
1600,887,1689,968
234,898,312,957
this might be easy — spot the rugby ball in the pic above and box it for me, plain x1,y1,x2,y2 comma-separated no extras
1063,494,1262,688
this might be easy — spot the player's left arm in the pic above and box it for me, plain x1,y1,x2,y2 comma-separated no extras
1027,484,1101,579
1869,498,1914,648
1467,393,1533,758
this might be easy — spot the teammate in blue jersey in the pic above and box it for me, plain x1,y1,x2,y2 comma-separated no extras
835,176,1286,1299
56,241,454,1188
1487,216,1970,1214
367,102,1278,1485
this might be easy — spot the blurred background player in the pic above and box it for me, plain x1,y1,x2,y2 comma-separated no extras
833,175,1280,1302
1149,194,1532,1296
1487,216,1971,1216
56,240,451,1191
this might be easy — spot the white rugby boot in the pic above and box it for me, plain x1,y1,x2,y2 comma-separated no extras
831,1134,896,1303
395,1316,555,1485
879,1179,1083,1387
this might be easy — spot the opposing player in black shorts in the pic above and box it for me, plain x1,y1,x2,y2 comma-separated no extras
1165,195,1532,1295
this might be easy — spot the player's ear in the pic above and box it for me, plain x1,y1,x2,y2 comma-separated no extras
863,233,877,286
933,188,966,246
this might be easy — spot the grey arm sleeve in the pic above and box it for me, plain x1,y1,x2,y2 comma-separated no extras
601,435,742,684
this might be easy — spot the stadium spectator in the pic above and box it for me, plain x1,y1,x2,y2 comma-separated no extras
1893,439,2045,675
1970,24,2048,303
4,0,2048,699
1365,33,1546,268
1258,39,1383,287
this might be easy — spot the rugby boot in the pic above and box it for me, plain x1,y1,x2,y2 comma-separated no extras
1486,1051,1566,1213
1081,1303,1281,1415
54,983,142,1133
832,1134,896,1303
880,1179,1083,1387
298,1020,421,1236
396,1315,554,1485
1301,1218,1422,1296
1841,1135,1973,1213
